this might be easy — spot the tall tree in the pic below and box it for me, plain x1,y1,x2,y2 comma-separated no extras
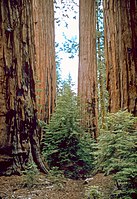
0,0,49,175
33,0,56,122
104,0,137,115
96,0,107,129
78,0,98,138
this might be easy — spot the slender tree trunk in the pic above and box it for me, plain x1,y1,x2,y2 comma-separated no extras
104,0,137,115
78,0,98,138
0,0,48,175
33,0,56,122
96,2,106,129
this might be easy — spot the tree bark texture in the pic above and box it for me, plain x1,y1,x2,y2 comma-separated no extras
0,0,48,175
78,0,98,138
33,0,56,122
104,0,137,115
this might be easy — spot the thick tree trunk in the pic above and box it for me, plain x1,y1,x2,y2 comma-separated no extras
78,0,98,138
0,0,48,175
33,0,56,122
104,0,137,115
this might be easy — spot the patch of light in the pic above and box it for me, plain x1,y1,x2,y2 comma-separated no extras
54,0,79,92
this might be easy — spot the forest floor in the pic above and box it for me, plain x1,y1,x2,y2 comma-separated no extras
0,173,115,199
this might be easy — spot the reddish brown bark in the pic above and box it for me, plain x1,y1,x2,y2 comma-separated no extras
104,0,137,115
78,0,98,138
0,0,49,175
33,0,56,122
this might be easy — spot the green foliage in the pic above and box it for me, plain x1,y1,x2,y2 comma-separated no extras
77,133,95,173
23,162,39,188
61,34,78,58
42,78,95,179
85,185,104,199
47,167,66,190
95,110,137,198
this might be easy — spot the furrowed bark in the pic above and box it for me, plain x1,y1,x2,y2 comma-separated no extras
0,0,49,175
33,0,56,122
104,0,137,115
78,0,98,138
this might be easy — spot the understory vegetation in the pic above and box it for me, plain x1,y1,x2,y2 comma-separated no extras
95,111,137,199
39,79,137,198
41,79,95,179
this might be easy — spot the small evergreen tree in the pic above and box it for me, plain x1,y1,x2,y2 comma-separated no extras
95,110,137,198
42,77,95,179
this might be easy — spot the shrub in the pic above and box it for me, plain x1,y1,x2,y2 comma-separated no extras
42,79,95,179
47,167,65,190
85,185,103,199
23,162,39,188
95,110,137,198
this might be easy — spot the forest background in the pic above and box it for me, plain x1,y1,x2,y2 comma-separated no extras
0,0,137,199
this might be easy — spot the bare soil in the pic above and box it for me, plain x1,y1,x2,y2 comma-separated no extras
0,173,114,199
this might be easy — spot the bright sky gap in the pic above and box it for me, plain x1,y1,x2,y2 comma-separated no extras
54,0,79,91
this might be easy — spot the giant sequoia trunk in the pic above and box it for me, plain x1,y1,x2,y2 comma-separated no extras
104,0,137,115
78,0,98,138
33,0,56,122
0,0,48,175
